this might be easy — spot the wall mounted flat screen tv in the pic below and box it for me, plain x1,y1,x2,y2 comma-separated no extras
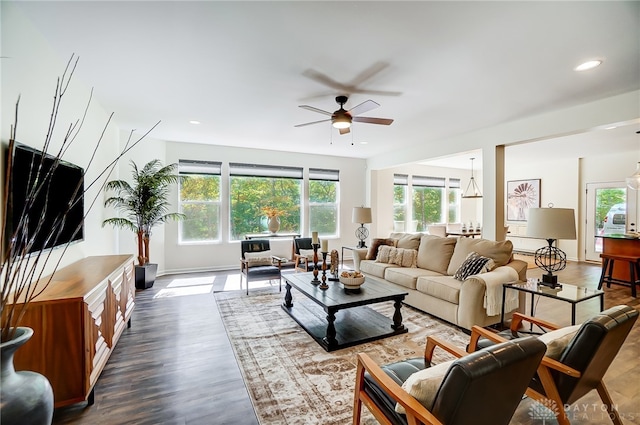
6,142,84,254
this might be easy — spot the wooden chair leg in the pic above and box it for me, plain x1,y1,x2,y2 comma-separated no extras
353,361,364,425
598,258,609,290
630,261,637,297
606,259,615,288
596,381,624,425
535,366,571,425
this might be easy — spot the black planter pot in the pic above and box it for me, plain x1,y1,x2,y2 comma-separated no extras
135,263,158,289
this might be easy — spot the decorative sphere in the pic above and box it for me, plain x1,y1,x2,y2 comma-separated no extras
534,246,567,273
355,226,369,241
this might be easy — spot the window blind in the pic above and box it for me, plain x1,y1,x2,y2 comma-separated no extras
412,175,445,188
394,174,409,185
449,178,461,189
229,163,303,179
179,160,222,175
309,168,339,181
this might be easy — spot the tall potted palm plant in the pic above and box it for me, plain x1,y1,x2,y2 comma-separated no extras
103,160,184,289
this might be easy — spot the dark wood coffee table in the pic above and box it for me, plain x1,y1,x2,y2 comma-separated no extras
282,272,408,351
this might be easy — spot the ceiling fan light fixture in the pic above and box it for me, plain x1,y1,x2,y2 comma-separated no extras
332,114,351,129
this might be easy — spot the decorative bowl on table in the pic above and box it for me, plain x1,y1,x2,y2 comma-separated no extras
339,271,365,289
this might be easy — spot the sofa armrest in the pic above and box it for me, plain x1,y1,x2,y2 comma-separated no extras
351,248,368,272
504,259,528,282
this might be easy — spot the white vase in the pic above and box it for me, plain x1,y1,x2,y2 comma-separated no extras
268,216,280,234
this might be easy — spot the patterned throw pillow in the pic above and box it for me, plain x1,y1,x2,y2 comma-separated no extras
375,246,418,268
299,249,315,260
375,245,395,263
453,252,495,281
244,250,273,267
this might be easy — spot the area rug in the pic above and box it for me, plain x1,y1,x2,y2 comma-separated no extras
214,289,469,425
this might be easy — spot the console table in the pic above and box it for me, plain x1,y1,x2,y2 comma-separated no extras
11,255,136,407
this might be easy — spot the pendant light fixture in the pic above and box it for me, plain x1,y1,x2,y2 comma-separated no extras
462,157,483,199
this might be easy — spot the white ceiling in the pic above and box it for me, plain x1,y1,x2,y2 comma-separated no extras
8,1,640,161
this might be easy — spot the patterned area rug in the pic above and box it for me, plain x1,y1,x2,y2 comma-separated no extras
214,289,469,425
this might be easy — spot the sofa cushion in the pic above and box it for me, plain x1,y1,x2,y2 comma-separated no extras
447,238,514,276
360,259,399,278
385,267,441,290
416,235,457,274
366,238,397,260
416,276,463,304
390,232,422,250
453,252,495,281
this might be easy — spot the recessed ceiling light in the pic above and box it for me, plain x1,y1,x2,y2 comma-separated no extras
359,141,368,145
189,120,200,125
605,126,617,130
574,60,602,72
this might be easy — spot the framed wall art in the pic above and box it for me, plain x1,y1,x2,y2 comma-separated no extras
507,179,541,221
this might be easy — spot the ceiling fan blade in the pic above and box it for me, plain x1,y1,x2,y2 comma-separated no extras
294,118,331,128
353,116,394,125
349,88,403,97
348,61,389,86
299,105,332,116
302,69,351,92
339,127,350,135
348,100,380,117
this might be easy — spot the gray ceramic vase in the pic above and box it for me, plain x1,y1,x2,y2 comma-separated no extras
0,327,54,425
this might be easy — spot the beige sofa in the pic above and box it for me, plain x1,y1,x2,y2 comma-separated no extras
353,233,527,331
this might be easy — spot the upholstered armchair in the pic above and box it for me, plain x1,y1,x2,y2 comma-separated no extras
353,334,546,425
293,237,330,273
469,305,638,425
240,239,284,295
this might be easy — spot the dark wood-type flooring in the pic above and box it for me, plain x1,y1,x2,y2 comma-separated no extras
52,260,639,425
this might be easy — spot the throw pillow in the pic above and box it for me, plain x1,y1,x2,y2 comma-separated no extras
299,249,315,260
537,324,581,360
366,238,396,260
244,250,273,267
453,252,495,281
395,360,454,414
390,248,418,268
375,245,395,264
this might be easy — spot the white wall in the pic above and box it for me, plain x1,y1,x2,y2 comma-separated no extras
1,3,122,276
162,141,367,274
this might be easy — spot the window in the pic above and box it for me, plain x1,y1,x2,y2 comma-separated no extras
178,160,222,243
229,163,302,240
412,176,445,232
393,174,408,231
448,178,461,224
309,168,339,237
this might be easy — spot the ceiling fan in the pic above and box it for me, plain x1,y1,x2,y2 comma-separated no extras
294,95,394,135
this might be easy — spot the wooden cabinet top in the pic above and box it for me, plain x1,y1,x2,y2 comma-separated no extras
13,255,134,303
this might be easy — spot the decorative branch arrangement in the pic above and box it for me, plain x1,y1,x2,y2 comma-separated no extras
0,55,160,343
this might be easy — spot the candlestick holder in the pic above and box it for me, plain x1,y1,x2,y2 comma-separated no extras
311,243,320,285
319,252,329,290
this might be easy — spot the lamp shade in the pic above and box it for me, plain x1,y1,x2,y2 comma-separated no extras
352,207,372,224
526,208,576,240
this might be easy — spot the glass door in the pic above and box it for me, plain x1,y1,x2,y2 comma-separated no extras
585,182,636,262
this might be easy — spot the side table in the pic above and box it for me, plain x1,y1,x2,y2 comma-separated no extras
501,281,604,327
341,246,368,269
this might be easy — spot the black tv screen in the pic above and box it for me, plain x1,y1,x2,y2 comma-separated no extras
6,142,84,254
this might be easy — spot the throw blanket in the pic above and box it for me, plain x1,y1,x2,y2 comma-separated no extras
479,266,519,316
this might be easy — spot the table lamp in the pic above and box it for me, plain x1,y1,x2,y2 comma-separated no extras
352,206,372,248
526,206,576,288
